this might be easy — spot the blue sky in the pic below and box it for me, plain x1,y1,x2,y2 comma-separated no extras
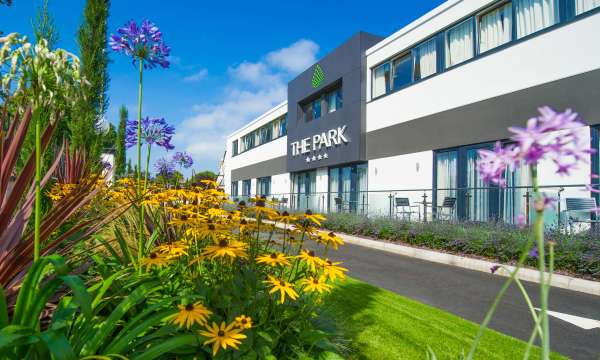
2,0,445,175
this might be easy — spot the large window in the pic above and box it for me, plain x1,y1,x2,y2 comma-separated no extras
514,0,557,38
231,181,239,197
329,163,368,214
413,38,437,80
478,2,513,53
312,97,322,120
233,115,287,155
327,87,343,113
256,176,271,197
242,179,251,197
232,140,238,156
392,54,413,90
576,0,600,14
372,62,391,98
292,171,317,211
445,19,474,67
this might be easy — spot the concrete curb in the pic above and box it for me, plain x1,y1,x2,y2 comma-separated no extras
338,232,600,296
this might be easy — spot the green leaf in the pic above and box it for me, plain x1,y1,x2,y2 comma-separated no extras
132,334,200,360
38,330,77,360
59,275,93,319
94,235,122,264
113,227,134,265
0,287,8,328
318,351,345,360
257,331,273,343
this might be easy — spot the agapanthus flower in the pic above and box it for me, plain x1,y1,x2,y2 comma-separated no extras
155,158,175,178
172,151,193,168
126,117,175,150
478,107,594,186
110,19,170,69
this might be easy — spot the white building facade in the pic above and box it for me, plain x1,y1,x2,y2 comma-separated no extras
223,0,600,225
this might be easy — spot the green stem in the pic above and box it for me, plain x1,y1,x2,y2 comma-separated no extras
531,165,549,360
34,108,41,261
137,59,144,272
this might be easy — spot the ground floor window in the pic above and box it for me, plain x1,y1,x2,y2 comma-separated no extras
291,170,317,211
231,181,238,197
242,179,251,197
256,176,271,197
328,163,368,214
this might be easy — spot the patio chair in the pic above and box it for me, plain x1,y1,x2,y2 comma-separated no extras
565,197,600,232
395,197,420,221
334,197,351,213
435,197,456,221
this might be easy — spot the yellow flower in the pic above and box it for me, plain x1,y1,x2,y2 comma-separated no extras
234,315,252,329
323,260,348,281
251,197,278,218
300,276,332,294
264,275,299,304
302,209,326,226
201,238,248,261
296,249,326,271
155,242,189,258
256,252,291,267
171,302,213,329
317,231,345,250
186,220,230,240
142,252,170,271
199,321,247,356
276,210,297,224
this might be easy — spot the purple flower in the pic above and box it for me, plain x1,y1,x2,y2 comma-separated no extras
154,158,175,178
110,19,170,69
516,213,526,228
478,107,594,186
125,117,175,150
490,265,500,274
172,151,193,169
528,246,538,259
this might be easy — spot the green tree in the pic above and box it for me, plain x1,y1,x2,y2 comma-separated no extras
102,123,117,152
32,0,60,49
189,170,217,184
114,105,127,177
73,0,110,160
127,159,133,176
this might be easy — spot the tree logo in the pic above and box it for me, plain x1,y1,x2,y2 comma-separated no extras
311,64,325,88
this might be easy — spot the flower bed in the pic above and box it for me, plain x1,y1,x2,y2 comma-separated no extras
322,212,600,280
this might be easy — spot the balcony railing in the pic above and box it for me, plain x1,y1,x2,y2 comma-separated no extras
232,184,599,229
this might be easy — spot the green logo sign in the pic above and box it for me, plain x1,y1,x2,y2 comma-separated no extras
311,64,325,88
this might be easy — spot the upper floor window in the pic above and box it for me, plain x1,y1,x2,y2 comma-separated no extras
392,53,413,90
258,124,272,144
327,87,343,113
514,0,557,39
446,19,474,67
279,115,287,136
478,2,513,53
303,97,323,122
413,38,437,80
576,0,600,14
372,62,391,98
302,102,313,122
312,97,322,120
232,139,238,156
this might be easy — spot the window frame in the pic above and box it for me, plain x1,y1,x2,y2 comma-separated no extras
444,17,476,69
476,1,514,55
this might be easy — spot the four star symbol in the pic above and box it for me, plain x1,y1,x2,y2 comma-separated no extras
303,153,329,163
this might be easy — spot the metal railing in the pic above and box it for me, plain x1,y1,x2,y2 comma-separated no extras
232,183,598,229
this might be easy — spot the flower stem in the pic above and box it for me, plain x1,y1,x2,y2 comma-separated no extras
34,108,41,261
137,59,144,272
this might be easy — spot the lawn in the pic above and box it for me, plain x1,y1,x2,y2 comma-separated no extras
326,278,565,360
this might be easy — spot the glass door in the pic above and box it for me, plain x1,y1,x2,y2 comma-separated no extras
329,163,368,213
292,171,316,211
466,148,490,221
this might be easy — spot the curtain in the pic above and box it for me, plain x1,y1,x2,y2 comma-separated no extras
479,3,512,53
272,120,280,140
502,163,531,223
415,38,437,80
446,20,474,67
576,0,600,14
436,151,457,206
329,168,340,212
467,149,489,221
373,63,390,98
515,0,557,39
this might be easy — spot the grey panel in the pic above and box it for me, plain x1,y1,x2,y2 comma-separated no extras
367,68,600,159
231,156,287,182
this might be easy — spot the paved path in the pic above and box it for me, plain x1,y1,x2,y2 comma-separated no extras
319,241,600,359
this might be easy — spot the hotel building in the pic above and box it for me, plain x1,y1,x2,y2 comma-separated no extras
222,0,600,224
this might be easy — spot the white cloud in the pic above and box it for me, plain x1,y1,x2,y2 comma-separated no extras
175,39,319,170
183,68,208,83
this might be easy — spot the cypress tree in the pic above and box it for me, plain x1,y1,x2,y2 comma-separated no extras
114,105,127,177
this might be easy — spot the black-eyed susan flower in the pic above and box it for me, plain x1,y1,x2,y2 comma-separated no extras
296,249,326,271
251,198,278,218
234,315,252,329
276,210,297,224
171,302,213,329
317,231,345,250
201,237,248,261
322,259,348,281
142,252,171,271
302,209,326,226
156,242,189,258
256,252,291,267
264,275,299,304
199,321,247,356
186,220,230,240
300,276,332,294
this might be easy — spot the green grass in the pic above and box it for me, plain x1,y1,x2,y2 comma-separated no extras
325,278,566,360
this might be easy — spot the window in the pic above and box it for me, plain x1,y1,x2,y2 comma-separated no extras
232,140,238,156
242,132,255,152
231,181,238,197
575,0,600,14
478,3,512,53
372,62,391,98
514,0,557,39
329,163,368,214
413,38,437,80
259,124,272,144
303,102,313,122
327,88,343,113
256,176,271,197
279,115,287,136
392,54,413,90
446,19,474,67
312,97,322,120
242,179,251,197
